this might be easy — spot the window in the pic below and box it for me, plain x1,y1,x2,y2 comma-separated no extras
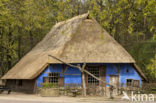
126,79,133,87
43,73,60,84
126,69,129,73
133,80,139,87
49,73,59,83
126,79,140,87
87,66,99,85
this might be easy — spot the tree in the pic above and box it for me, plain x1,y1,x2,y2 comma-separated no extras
147,55,156,81
0,0,155,81
0,0,55,76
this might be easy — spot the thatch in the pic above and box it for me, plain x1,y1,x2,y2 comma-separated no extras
1,13,146,80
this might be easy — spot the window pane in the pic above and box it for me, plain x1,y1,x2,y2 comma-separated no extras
44,73,60,84
133,80,139,87
127,79,133,87
87,66,99,85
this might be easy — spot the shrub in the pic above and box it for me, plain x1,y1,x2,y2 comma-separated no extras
140,83,156,94
42,83,58,88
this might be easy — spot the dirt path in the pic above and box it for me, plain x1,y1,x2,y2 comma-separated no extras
0,92,156,103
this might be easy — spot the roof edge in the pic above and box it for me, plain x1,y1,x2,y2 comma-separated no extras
132,63,147,81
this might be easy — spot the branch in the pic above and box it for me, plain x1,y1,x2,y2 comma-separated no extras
48,55,115,88
83,69,114,87
81,63,86,72
48,55,80,69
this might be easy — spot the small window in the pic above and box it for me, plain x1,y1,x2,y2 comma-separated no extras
126,79,133,87
49,73,59,83
126,69,129,73
87,66,99,85
133,80,139,87
43,73,60,84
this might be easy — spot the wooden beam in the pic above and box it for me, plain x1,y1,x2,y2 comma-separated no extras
64,74,81,75
113,64,119,74
79,64,86,96
48,55,78,68
62,64,68,76
64,66,68,74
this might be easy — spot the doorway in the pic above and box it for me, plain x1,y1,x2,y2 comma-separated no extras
109,75,119,95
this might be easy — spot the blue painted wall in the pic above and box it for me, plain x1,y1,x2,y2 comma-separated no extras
36,64,81,87
106,64,118,87
120,64,142,87
64,66,81,85
36,63,142,88
106,63,142,87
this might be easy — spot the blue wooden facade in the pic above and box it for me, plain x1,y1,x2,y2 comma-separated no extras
37,64,82,87
106,63,142,87
36,63,142,88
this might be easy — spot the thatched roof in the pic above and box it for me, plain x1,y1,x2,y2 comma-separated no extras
1,13,146,80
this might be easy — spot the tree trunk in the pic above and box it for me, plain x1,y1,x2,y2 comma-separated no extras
7,31,12,70
0,31,3,76
18,35,21,60
82,71,86,96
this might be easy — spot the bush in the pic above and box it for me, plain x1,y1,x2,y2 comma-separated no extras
140,83,156,94
42,83,58,88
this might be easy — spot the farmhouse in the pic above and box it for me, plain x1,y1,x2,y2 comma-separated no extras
1,13,147,95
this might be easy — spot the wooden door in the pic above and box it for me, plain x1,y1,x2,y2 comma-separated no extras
58,77,64,87
99,66,106,87
109,75,119,95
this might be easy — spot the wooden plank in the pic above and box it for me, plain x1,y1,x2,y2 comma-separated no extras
58,77,64,87
33,80,37,93
85,72,88,87
64,74,81,75
100,65,106,87
118,64,120,88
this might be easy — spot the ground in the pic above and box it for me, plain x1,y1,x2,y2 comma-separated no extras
0,92,156,103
